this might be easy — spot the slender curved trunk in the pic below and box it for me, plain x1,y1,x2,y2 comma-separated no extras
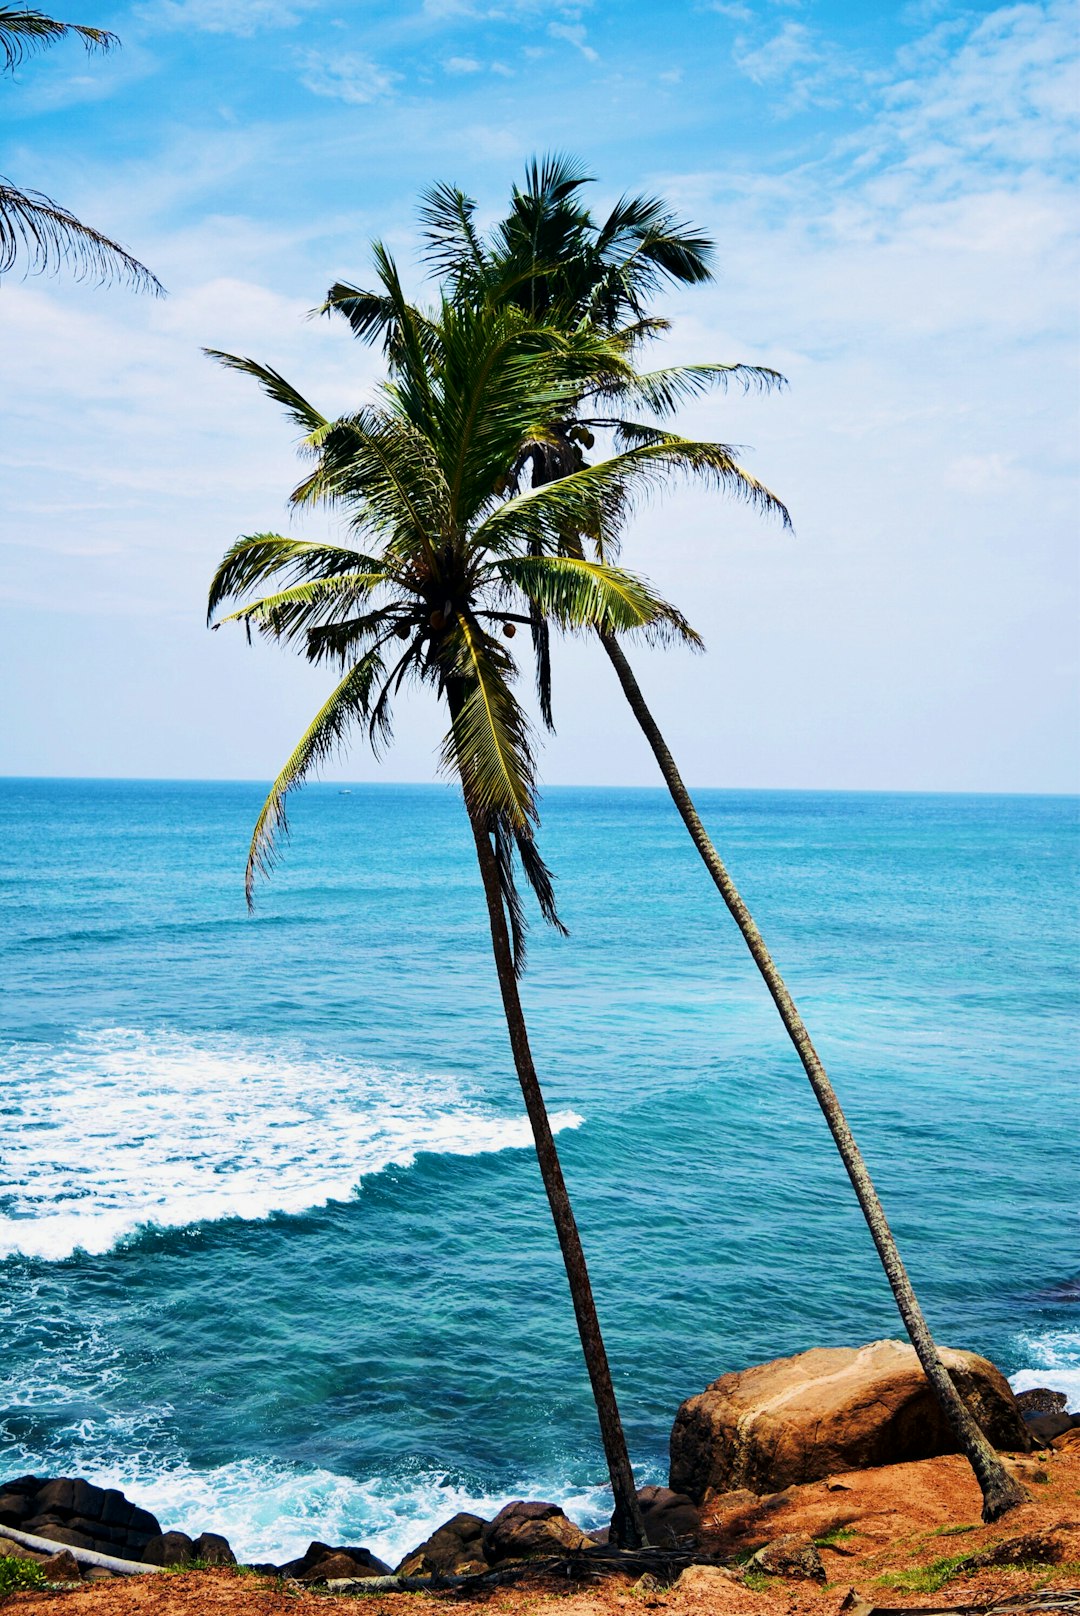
462,795,645,1548
598,631,1025,1524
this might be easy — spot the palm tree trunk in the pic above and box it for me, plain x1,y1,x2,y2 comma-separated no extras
463,796,646,1548
598,631,1026,1523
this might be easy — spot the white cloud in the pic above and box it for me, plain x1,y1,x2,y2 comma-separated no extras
444,55,481,73
548,22,599,63
296,50,399,105
138,0,316,34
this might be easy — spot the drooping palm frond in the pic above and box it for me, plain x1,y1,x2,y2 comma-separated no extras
213,572,390,647
245,649,387,907
443,611,536,829
0,179,162,290
475,434,792,559
493,554,702,646
0,4,116,70
205,351,327,440
207,534,382,623
590,362,786,417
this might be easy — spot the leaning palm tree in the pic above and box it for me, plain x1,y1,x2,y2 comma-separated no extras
0,6,161,291
206,270,773,1545
322,161,1026,1522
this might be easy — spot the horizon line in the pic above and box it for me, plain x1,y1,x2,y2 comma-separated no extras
1,775,1077,800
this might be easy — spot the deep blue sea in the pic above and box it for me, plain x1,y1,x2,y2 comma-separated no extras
1,780,1077,1564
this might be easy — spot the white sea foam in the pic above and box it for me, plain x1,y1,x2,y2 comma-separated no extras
68,1454,618,1566
1009,1331,1080,1412
0,1028,582,1261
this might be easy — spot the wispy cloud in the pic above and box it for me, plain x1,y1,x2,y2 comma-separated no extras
548,22,599,62
296,50,399,105
137,0,317,35
444,54,481,73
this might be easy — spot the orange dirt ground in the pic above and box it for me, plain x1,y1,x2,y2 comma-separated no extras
5,1449,1079,1616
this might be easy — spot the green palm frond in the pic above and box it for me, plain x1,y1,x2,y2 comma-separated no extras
592,362,786,417
495,554,701,645
443,613,535,828
0,179,162,290
0,4,116,70
213,573,389,645
475,435,792,556
207,534,382,623
245,650,386,907
418,180,488,284
205,351,327,440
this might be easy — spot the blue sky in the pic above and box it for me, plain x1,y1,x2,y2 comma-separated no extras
2,0,1078,789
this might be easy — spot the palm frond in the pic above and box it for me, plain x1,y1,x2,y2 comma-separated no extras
0,5,116,71
591,362,787,417
0,179,162,291
204,351,327,439
442,613,535,828
489,813,568,976
245,650,385,907
213,572,389,645
496,554,701,645
475,435,793,556
418,180,488,284
207,534,382,623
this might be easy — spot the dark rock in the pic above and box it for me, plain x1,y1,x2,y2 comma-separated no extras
128,1505,162,1540
1015,1388,1069,1415
25,1523,96,1550
0,1492,33,1524
142,1530,196,1566
34,1478,77,1515
1025,1412,1074,1444
748,1533,827,1582
193,1531,236,1566
278,1540,334,1578
0,1476,43,1495
38,1548,83,1582
482,1500,592,1564
964,1530,1065,1570
70,1480,106,1522
635,1485,701,1547
395,1511,488,1577
297,1550,388,1583
100,1489,135,1529
670,1340,1031,1501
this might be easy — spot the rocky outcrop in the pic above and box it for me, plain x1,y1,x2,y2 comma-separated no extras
1016,1388,1069,1415
748,1533,826,1581
395,1511,488,1577
481,1501,593,1564
669,1340,1031,1501
0,1476,162,1561
276,1540,391,1582
613,1486,700,1547
0,1476,237,1569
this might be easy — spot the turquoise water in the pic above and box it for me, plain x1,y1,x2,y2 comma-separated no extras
1,780,1077,1563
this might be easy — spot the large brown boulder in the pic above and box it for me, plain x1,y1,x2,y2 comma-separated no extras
482,1501,592,1564
670,1339,1031,1501
395,1511,488,1577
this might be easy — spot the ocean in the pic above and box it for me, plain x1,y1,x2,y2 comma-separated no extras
1,779,1077,1565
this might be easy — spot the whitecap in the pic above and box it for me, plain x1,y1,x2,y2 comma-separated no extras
1009,1330,1080,1412
0,1028,582,1261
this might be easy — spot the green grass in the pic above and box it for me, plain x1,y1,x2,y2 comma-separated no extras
933,1523,980,1537
0,1554,49,1595
162,1555,214,1574
814,1525,858,1547
876,1553,972,1594
743,1570,776,1593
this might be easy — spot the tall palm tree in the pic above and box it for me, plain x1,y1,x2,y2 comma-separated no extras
206,268,769,1545
322,160,1026,1523
0,6,161,291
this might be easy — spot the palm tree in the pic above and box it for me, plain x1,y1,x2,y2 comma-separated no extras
322,160,1026,1523
0,6,161,291
206,267,769,1546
